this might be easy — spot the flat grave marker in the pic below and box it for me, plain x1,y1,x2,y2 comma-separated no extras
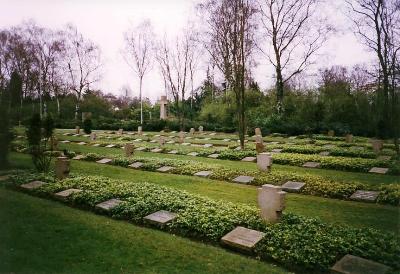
233,175,254,184
20,181,47,190
319,151,330,156
350,190,379,202
281,181,305,193
221,226,265,253
151,148,163,153
330,254,391,274
96,158,112,164
128,162,144,169
144,210,177,226
271,149,283,153
203,144,213,148
181,143,191,146
194,171,213,177
135,147,146,151
168,150,178,154
187,152,199,156
156,166,174,172
377,155,391,161
105,144,116,148
241,156,256,162
55,188,82,199
92,143,100,147
208,153,220,159
78,141,86,145
303,161,320,168
60,140,70,143
368,167,389,174
95,198,122,211
72,155,85,160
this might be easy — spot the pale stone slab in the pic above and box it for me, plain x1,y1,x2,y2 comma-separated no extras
368,167,389,174
144,210,177,225
171,131,177,134
303,162,320,168
258,184,286,222
194,171,212,177
281,181,305,193
20,181,47,190
60,140,70,143
208,153,220,159
186,136,192,139
168,150,178,154
151,148,163,153
223,139,231,142
352,146,364,150
105,144,116,148
156,166,174,172
129,162,143,169
330,254,391,274
187,152,199,156
72,155,85,160
204,137,211,140
92,143,100,147
135,147,146,151
166,141,175,144
267,141,279,145
150,140,157,143
350,190,379,202
209,133,216,136
221,226,265,252
55,188,82,199
235,146,242,151
95,198,122,211
134,138,143,142
319,151,330,156
377,155,391,161
323,144,335,149
154,134,160,137
288,136,297,139
203,144,213,148
233,175,254,184
181,143,191,146
96,158,112,164
241,156,256,162
72,134,80,137
0,175,9,181
271,149,283,153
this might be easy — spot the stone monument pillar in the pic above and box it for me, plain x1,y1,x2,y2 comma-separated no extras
255,135,264,153
255,128,262,136
345,134,353,143
178,131,185,144
258,184,286,223
371,139,383,153
190,128,195,135
50,136,58,151
75,126,80,134
159,136,166,146
257,153,272,172
138,126,143,135
124,143,134,157
160,96,168,120
118,128,123,135
198,126,203,134
90,132,97,141
55,156,70,180
328,130,335,137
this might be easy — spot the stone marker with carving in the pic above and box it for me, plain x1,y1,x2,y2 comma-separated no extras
129,162,144,169
198,126,203,133
137,126,143,135
368,167,389,174
156,166,174,172
350,190,379,202
55,157,70,180
221,226,265,253
20,181,47,190
194,171,213,177
303,161,320,168
258,184,286,223
345,134,353,143
55,189,81,199
233,175,254,184
159,96,168,120
124,143,134,157
241,156,256,162
208,153,220,159
90,132,97,141
255,127,262,136
75,126,80,134
330,254,391,274
281,181,305,193
96,158,112,164
144,210,177,226
257,153,272,172
95,198,122,211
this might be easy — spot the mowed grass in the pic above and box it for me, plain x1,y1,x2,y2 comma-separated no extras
0,186,287,274
8,152,400,234
59,142,400,186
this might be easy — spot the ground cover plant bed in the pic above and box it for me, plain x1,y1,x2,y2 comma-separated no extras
62,151,400,205
8,173,400,272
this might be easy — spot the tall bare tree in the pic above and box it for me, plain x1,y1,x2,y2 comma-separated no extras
259,0,331,113
123,20,154,125
199,0,257,148
347,0,399,153
155,29,197,130
64,24,101,122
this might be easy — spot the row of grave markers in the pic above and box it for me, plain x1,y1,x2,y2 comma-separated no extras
17,178,391,274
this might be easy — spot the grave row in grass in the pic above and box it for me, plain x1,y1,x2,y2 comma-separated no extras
8,173,399,273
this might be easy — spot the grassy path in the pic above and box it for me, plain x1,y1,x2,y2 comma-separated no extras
8,152,400,234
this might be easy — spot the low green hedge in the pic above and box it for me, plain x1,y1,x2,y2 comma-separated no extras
65,152,400,205
9,173,400,272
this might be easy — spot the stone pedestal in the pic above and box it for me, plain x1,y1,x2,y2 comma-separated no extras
90,132,97,141
50,136,58,150
55,156,70,180
158,136,166,146
189,128,195,135
138,126,143,135
255,128,262,136
257,153,272,172
257,184,286,223
160,96,168,120
198,126,203,133
118,128,123,135
371,139,383,153
328,130,335,137
178,131,185,144
75,126,80,134
255,142,265,153
345,134,353,143
124,143,134,157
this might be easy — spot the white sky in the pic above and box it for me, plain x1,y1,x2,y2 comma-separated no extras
0,0,375,101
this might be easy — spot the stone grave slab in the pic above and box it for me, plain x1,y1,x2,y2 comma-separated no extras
377,155,391,161
209,133,216,136
95,198,122,211
128,162,144,169
352,146,364,150
233,175,254,184
194,171,213,177
154,134,160,137
63,133,71,136
144,210,177,226
166,141,175,144
20,181,47,190
204,137,211,140
135,147,146,151
156,166,174,172
181,143,191,146
60,140,70,143
0,175,9,182
234,146,242,151
208,153,220,159
223,139,231,142
267,141,279,145
323,144,335,149
83,134,90,137
241,156,256,162
150,140,157,143
203,144,213,148
350,190,379,202
54,188,82,199
330,254,391,274
134,138,143,142
96,158,112,164
92,143,101,147
72,134,79,137
221,226,265,253
303,162,320,168
319,151,330,156
151,148,163,153
288,136,297,139
368,167,389,174
72,155,85,160
187,152,199,156
286,142,295,145
271,149,283,153
186,136,192,139
168,150,178,154
281,181,305,193
105,144,115,148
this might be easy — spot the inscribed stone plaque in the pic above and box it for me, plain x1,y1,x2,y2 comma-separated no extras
194,171,212,177
96,158,112,164
271,149,283,153
368,167,389,174
0,175,9,182
72,155,85,160
203,144,213,148
151,148,163,153
323,144,335,149
288,136,297,139
319,151,330,156
135,147,146,151
129,162,143,169
303,162,320,168
144,210,177,225
60,140,70,143
187,152,199,156
223,139,231,142
233,175,254,184
221,226,265,253
95,199,122,211
20,181,47,190
330,254,391,274
281,181,305,193
156,166,174,172
181,143,191,146
377,155,391,161
55,188,81,199
92,143,100,147
350,190,379,202
241,157,256,162
166,141,175,144
150,140,157,143
168,150,178,154
105,144,115,148
208,153,220,159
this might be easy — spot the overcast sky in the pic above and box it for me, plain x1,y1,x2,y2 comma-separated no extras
0,0,375,101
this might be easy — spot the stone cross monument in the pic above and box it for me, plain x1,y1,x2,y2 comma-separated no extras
160,96,168,120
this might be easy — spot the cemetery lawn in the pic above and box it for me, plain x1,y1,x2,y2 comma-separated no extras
9,152,400,234
0,185,287,274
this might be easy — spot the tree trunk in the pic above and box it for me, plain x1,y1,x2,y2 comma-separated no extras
276,66,284,114
139,76,143,126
